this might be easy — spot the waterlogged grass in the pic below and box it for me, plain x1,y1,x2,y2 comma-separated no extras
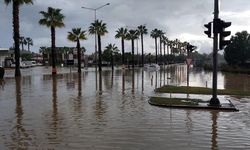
149,97,200,106
156,85,250,96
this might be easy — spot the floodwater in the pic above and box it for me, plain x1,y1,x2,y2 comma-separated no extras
0,65,250,149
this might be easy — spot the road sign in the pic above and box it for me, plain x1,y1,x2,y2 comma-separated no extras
67,60,74,65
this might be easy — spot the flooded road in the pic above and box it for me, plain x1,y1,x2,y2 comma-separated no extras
0,65,250,149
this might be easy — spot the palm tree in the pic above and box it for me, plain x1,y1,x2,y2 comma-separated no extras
115,27,128,68
39,7,65,75
89,20,108,71
162,35,168,64
104,44,119,70
26,37,33,51
150,29,159,64
126,29,139,69
19,36,27,51
158,30,165,64
137,25,148,67
67,28,87,73
4,0,33,77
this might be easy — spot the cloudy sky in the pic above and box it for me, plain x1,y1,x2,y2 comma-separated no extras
0,0,250,54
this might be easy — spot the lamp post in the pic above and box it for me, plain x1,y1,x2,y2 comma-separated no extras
81,3,110,68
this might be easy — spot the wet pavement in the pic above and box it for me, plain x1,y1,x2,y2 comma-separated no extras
0,65,250,149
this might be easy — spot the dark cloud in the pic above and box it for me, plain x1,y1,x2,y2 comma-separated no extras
1,0,250,54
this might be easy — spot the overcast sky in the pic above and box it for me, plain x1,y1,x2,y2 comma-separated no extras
1,0,250,54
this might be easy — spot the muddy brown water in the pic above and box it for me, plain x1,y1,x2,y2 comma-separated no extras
0,65,249,149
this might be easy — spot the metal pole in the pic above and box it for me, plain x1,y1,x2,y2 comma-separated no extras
210,0,220,106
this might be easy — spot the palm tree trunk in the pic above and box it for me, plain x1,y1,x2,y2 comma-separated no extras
132,39,135,69
155,37,158,64
77,39,81,73
28,44,30,51
98,34,102,71
141,34,144,67
13,2,21,77
160,37,162,64
51,26,56,75
164,43,166,64
111,53,114,70
121,38,125,66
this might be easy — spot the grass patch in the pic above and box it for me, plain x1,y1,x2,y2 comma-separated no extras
156,85,250,96
149,97,200,106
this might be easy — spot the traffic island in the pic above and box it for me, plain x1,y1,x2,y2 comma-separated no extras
156,85,250,96
149,97,239,111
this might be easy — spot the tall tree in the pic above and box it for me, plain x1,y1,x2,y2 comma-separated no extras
137,25,148,67
162,35,168,64
89,20,108,71
4,0,33,76
39,7,65,75
150,29,159,64
224,31,250,65
126,29,139,69
19,36,27,51
103,44,119,70
115,27,128,68
157,30,165,64
67,28,87,73
26,37,33,51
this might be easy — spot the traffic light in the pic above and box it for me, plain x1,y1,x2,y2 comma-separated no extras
204,22,212,38
218,20,231,50
187,44,196,56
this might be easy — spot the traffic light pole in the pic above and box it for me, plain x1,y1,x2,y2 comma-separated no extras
210,0,220,106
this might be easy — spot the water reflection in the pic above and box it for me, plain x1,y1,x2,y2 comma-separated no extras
0,66,249,149
132,70,135,95
211,111,218,150
45,76,64,145
10,77,29,149
0,79,5,90
141,70,144,93
122,70,125,95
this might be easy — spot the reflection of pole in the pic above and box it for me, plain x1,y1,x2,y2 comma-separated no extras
211,111,218,150
210,0,220,106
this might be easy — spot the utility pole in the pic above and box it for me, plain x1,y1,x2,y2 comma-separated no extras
210,0,220,106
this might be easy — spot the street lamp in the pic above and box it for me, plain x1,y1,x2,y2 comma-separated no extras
81,3,110,68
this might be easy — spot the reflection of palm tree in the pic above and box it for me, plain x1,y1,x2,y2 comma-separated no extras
132,70,135,94
137,25,148,67
67,28,87,73
141,70,144,93
115,27,128,67
4,0,33,76
89,20,108,71
39,7,65,75
122,70,125,95
11,77,29,148
126,30,139,69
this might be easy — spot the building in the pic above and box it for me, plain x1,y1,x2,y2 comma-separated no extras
0,48,13,67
